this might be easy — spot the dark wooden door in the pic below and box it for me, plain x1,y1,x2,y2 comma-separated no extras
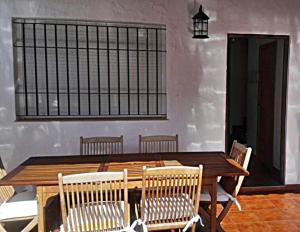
257,41,277,171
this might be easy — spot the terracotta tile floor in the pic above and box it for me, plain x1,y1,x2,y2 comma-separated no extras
220,193,300,232
22,192,300,232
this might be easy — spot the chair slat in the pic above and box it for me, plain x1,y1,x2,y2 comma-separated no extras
80,136,123,155
140,165,203,231
0,163,38,231
58,170,128,232
139,134,178,153
0,170,15,204
200,140,252,232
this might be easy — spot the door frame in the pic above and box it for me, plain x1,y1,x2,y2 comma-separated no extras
225,33,289,185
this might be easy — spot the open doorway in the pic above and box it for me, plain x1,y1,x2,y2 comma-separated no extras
226,34,289,187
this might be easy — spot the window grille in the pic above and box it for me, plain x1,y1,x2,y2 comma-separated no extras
13,18,167,120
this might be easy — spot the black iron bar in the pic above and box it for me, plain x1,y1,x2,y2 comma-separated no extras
54,25,60,115
16,19,166,119
65,25,70,115
117,27,121,114
156,29,159,114
15,21,167,31
136,28,140,115
44,24,49,115
86,26,91,115
76,25,81,115
16,114,164,118
126,27,130,114
33,23,39,115
17,91,167,95
146,29,149,115
15,45,166,53
106,26,111,115
96,26,101,115
22,23,28,116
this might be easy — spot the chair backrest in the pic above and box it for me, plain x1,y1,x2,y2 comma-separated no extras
0,162,15,205
139,134,178,153
80,136,123,155
58,170,129,232
220,140,252,197
141,165,203,230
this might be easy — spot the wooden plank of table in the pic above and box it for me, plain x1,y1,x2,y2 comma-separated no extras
103,160,163,180
0,152,248,187
0,152,248,232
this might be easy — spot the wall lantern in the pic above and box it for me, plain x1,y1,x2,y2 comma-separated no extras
192,5,209,39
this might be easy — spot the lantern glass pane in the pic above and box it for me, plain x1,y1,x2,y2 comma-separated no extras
203,22,208,31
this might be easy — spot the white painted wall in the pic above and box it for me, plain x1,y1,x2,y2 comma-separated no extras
0,0,300,184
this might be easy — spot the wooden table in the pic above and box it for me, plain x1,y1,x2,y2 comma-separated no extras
0,152,248,232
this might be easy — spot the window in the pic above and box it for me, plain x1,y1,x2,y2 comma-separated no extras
13,18,166,120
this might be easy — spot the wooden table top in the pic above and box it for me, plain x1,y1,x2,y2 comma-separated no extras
0,152,248,186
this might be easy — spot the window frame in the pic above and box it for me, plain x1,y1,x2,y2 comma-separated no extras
13,18,167,121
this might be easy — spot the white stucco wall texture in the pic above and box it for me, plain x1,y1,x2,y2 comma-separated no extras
0,0,300,184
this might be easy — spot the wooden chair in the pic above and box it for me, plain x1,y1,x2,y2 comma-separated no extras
80,136,123,155
137,165,203,231
0,166,38,232
139,134,178,153
58,170,129,232
200,141,252,232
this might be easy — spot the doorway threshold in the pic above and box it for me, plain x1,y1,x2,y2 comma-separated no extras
240,184,300,195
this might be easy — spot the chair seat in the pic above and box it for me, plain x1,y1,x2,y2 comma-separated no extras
144,194,194,223
61,201,125,232
201,183,233,202
0,191,37,221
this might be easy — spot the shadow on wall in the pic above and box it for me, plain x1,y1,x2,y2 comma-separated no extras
0,106,74,171
0,107,15,170
186,1,197,36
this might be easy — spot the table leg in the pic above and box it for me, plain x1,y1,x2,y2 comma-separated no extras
209,177,217,232
36,186,60,232
37,186,46,232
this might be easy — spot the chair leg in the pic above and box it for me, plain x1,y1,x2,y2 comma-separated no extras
216,224,225,232
0,223,6,232
20,216,38,232
133,187,141,220
217,201,233,224
216,201,233,232
191,224,196,232
199,207,210,222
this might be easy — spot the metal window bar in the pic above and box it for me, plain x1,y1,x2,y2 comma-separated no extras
146,29,149,115
156,29,159,115
106,26,111,115
22,23,28,116
44,24,50,115
96,26,101,115
136,28,140,115
117,27,121,115
86,25,91,115
65,25,70,115
76,25,81,115
33,23,39,116
54,24,60,115
126,27,130,115
14,45,166,52
13,18,166,120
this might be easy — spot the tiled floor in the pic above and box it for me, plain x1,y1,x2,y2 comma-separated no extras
221,193,300,232
8,192,300,231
